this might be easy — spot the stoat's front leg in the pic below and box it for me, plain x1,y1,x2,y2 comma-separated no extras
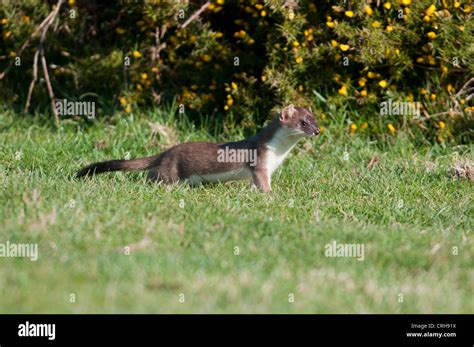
252,169,272,193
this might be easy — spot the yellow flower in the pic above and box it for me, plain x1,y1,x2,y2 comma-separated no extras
1,18,8,25
293,40,299,47
226,98,233,106
386,25,394,32
384,2,391,10
295,56,303,64
331,40,338,47
430,93,436,101
68,0,76,5
439,121,445,129
3,31,12,39
367,71,378,79
224,105,229,111
140,73,148,81
350,123,357,133
371,21,381,28
132,50,141,58
136,84,143,91
426,4,436,16
338,85,348,96
261,75,267,82
298,85,304,92
234,30,246,38
339,44,350,51
202,54,212,62
379,80,388,88
345,10,354,18
115,27,126,35
231,82,238,90
217,0,225,4
423,15,431,22
124,104,132,113
208,3,215,10
23,16,30,23
358,78,367,87
454,1,460,8
260,10,267,17
427,31,436,39
402,0,411,5
360,122,368,130
365,5,373,16
255,4,263,10
387,123,396,134
447,84,454,93
151,67,158,73
119,97,127,106
361,89,367,97
326,21,335,28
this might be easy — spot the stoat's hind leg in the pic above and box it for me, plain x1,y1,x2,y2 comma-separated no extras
147,167,179,184
147,168,161,183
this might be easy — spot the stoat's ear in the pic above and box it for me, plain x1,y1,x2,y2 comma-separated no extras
280,104,297,122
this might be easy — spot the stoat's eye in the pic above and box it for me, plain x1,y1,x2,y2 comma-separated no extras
301,121,307,127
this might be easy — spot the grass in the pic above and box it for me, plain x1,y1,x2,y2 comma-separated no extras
0,107,472,313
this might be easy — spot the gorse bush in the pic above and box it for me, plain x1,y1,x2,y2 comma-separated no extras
0,0,472,142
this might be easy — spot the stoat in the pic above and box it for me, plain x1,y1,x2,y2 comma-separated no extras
76,105,320,192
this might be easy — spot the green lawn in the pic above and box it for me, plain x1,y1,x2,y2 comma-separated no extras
0,108,472,313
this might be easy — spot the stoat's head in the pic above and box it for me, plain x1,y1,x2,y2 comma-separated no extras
279,105,320,137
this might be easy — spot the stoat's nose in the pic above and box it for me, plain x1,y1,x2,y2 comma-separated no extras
314,127,320,136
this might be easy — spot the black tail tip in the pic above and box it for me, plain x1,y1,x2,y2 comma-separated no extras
75,166,96,179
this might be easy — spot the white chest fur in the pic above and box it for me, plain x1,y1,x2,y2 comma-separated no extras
264,127,300,176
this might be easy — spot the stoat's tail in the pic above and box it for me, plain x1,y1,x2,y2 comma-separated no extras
76,155,159,178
